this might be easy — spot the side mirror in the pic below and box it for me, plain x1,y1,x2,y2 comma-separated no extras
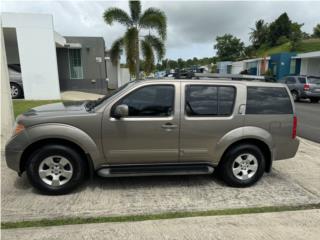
113,104,129,119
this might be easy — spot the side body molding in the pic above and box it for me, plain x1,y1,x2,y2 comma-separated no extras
213,126,273,165
25,123,103,169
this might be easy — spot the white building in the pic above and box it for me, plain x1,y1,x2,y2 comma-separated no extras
1,13,61,100
292,51,320,76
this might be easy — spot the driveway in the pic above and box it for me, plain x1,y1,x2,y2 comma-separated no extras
1,138,320,222
296,101,320,143
2,209,319,240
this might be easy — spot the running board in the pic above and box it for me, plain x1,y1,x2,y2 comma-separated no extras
97,163,214,177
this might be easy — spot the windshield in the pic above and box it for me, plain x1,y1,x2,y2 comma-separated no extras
85,81,136,111
308,77,320,85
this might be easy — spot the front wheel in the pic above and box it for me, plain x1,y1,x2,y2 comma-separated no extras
26,145,86,195
218,144,266,187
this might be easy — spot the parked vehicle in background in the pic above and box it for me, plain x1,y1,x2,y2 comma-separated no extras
5,79,299,194
280,75,320,103
174,68,194,79
8,64,24,99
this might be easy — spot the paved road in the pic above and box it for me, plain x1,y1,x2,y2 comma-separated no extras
295,101,320,143
3,209,320,240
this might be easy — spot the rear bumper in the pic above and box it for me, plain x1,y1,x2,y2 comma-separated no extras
301,91,320,98
274,138,300,161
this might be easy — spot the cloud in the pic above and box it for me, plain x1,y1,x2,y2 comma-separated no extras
2,1,320,60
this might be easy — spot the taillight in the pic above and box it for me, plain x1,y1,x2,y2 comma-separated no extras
292,116,297,139
303,84,310,91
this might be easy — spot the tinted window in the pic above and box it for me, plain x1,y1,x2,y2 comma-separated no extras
186,85,235,116
285,77,296,84
115,85,174,117
298,77,306,84
246,87,293,114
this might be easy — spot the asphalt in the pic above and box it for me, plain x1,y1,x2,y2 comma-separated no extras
295,101,320,143
2,209,320,240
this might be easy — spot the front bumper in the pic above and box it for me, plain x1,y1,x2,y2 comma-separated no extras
5,131,30,173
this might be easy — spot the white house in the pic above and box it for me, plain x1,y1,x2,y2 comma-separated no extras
292,51,320,76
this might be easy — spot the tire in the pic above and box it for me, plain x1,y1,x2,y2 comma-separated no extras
291,90,299,102
10,82,23,99
26,144,86,195
218,144,266,187
310,98,319,103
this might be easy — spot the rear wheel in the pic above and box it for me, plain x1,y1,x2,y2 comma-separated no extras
26,145,86,195
291,90,299,102
218,144,266,187
10,82,23,99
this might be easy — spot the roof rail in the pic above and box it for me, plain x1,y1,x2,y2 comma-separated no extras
194,73,274,81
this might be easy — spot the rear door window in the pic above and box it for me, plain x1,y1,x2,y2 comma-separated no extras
246,87,293,114
285,77,296,84
185,85,236,116
298,77,306,84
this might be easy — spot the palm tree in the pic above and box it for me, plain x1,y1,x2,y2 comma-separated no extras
250,19,269,49
103,0,167,79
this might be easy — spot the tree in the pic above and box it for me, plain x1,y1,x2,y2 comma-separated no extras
313,24,320,38
290,22,304,50
250,19,269,49
214,34,245,61
268,13,292,46
103,0,167,79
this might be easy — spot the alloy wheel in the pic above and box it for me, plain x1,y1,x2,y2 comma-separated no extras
38,155,73,186
232,153,258,180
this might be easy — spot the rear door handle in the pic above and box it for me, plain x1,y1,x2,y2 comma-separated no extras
161,122,178,129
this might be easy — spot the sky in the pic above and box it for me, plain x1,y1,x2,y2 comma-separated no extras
2,0,320,61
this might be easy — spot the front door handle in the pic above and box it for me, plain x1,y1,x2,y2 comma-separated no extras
161,122,178,129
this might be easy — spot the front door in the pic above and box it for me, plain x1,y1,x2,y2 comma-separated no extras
102,82,180,164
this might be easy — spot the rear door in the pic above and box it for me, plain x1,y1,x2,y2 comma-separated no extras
180,82,245,163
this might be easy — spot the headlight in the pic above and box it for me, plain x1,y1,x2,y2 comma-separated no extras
13,123,25,136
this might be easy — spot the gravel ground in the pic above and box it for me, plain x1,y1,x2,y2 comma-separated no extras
1,138,319,222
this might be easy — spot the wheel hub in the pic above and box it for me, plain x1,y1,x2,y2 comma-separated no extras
38,155,73,186
232,153,258,180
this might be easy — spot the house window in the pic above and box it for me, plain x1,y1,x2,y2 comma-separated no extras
289,59,296,74
68,49,83,79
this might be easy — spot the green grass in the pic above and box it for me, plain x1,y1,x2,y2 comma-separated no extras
256,38,320,57
2,203,319,229
13,100,60,118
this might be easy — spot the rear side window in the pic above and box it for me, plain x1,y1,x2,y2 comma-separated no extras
285,77,296,84
246,87,293,114
185,85,236,116
298,77,306,84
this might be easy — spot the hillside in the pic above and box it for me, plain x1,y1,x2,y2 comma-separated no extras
255,38,320,57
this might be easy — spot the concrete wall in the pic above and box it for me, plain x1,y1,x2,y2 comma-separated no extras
300,58,320,76
1,13,61,99
57,37,108,94
231,61,245,74
1,20,15,151
119,68,130,87
105,52,120,90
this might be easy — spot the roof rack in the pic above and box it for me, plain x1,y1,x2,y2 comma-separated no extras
194,73,275,82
